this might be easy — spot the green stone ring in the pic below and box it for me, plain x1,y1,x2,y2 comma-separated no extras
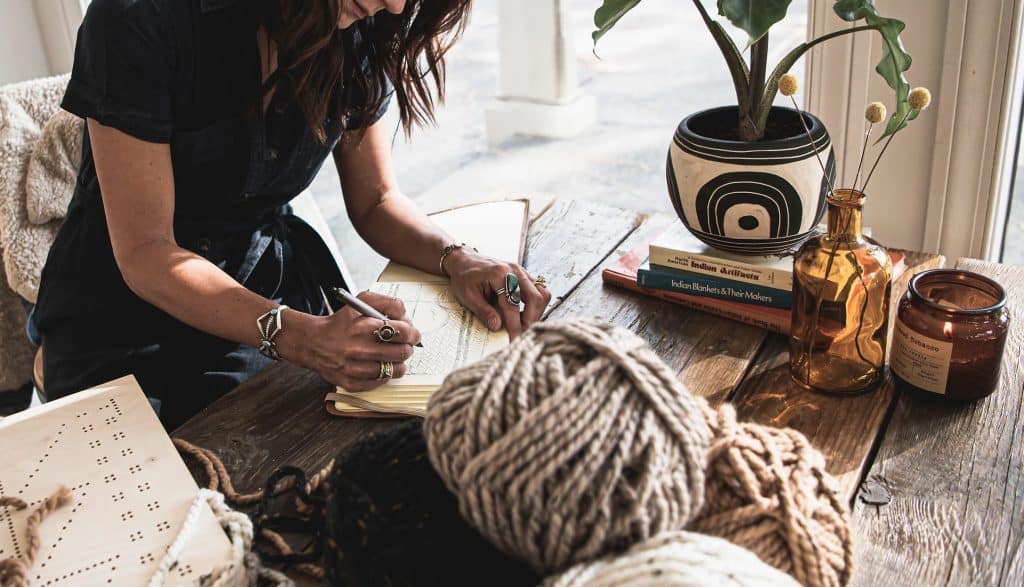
503,272,521,305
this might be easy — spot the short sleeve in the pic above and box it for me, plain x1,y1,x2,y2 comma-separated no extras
344,64,393,130
61,0,176,143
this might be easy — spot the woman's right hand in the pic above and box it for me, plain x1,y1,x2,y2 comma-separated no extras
297,291,422,391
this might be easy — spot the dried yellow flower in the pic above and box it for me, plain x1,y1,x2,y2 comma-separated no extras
865,102,887,124
908,87,932,111
779,74,799,97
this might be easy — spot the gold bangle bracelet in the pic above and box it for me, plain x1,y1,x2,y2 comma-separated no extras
439,242,476,276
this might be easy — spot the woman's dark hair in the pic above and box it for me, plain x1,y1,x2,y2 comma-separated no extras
260,0,473,142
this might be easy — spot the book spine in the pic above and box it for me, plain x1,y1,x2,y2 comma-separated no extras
649,245,793,291
602,269,790,335
637,266,793,309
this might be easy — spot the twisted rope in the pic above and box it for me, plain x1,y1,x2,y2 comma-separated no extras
148,489,293,587
0,486,72,587
425,320,711,574
425,319,853,586
543,530,799,587
690,402,853,587
173,438,333,580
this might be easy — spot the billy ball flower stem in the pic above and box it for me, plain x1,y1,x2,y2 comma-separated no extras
860,88,932,194
853,102,887,192
780,74,835,195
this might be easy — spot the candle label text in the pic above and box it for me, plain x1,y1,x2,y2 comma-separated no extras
891,319,953,394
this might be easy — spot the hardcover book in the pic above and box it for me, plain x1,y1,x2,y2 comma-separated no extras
604,246,791,334
637,261,793,309
649,228,797,291
603,229,907,336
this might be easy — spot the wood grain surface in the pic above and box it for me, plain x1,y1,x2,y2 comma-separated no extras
173,200,1017,587
731,250,946,500
549,214,773,405
172,197,642,491
851,259,1024,587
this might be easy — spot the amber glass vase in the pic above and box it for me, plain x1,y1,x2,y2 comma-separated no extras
789,189,893,394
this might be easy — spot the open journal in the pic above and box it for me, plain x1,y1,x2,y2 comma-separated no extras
324,199,529,417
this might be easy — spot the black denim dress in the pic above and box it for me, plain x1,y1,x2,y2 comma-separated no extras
32,0,390,428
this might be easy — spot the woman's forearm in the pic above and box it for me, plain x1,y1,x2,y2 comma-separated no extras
350,189,455,275
119,239,322,364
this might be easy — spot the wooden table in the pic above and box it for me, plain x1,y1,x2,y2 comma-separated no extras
175,198,1024,586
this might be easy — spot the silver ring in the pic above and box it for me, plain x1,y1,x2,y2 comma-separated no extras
378,361,395,380
373,318,400,343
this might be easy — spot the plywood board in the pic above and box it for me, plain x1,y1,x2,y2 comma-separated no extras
0,376,232,586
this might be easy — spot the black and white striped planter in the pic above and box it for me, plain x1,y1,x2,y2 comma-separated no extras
667,106,836,255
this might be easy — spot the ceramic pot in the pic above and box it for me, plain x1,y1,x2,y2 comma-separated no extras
667,106,835,255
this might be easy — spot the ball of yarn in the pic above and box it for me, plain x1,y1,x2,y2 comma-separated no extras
324,420,538,587
543,530,800,587
688,403,853,587
425,320,710,574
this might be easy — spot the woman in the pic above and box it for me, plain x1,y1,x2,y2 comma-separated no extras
33,0,550,428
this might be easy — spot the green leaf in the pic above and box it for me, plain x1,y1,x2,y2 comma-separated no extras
833,0,914,139
592,0,644,45
717,0,793,45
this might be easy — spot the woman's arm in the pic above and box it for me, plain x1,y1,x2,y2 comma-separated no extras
334,120,551,338
90,119,418,391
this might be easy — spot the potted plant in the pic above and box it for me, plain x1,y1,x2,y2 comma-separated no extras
592,0,916,255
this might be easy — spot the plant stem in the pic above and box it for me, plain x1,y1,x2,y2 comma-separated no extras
788,95,834,194
852,123,874,191
860,109,916,193
744,33,769,141
756,24,883,137
689,0,751,123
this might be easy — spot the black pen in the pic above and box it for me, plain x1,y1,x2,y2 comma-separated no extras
331,286,424,348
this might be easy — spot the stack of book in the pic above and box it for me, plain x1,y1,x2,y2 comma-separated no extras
603,226,905,335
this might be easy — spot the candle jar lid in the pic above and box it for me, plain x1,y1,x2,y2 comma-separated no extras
893,269,1010,401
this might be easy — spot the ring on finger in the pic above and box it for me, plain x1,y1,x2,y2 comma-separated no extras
378,361,395,380
373,317,400,343
533,275,547,289
502,272,522,305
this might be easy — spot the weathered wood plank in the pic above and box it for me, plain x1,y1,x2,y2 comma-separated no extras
850,259,1024,587
729,251,945,501
172,198,642,491
548,214,773,405
330,193,556,291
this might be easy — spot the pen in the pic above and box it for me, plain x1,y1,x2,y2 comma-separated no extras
331,286,424,348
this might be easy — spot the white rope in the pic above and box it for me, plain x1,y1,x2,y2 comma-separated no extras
150,489,293,587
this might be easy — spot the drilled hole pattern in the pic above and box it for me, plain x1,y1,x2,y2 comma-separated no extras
36,554,119,587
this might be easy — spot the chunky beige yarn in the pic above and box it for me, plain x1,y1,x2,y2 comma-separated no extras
543,530,799,587
689,403,853,587
425,320,710,574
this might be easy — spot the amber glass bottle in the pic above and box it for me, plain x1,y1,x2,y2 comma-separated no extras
789,189,893,394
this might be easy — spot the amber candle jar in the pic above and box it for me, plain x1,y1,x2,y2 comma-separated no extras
891,269,1010,400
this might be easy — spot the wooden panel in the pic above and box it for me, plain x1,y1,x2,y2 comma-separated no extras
729,251,945,500
172,199,643,490
851,260,1024,587
548,214,772,405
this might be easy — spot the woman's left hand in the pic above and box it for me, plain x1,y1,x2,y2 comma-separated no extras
444,248,552,339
